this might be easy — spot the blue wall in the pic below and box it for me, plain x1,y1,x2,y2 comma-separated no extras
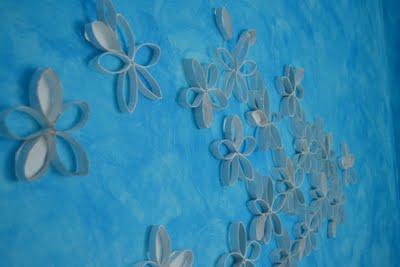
0,0,399,266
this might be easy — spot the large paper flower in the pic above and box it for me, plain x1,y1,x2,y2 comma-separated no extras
215,32,257,102
216,222,261,267
245,73,282,151
338,142,357,185
179,59,227,129
84,0,162,113
247,174,286,244
272,159,305,214
210,115,256,186
0,68,89,181
135,225,193,267
275,65,305,118
270,230,302,267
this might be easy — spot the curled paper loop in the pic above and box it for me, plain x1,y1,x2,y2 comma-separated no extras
270,230,302,267
338,142,357,185
246,174,286,244
245,74,282,151
210,115,256,186
215,7,233,41
179,59,227,129
217,222,261,267
272,159,305,214
135,225,194,267
0,68,89,181
216,33,257,103
84,0,162,113
275,65,305,118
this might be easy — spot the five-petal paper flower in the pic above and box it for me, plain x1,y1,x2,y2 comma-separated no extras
215,32,257,103
210,115,256,186
275,65,305,118
272,158,306,214
245,74,282,151
246,173,286,244
270,230,302,267
0,68,89,181
135,225,193,267
216,222,261,267
338,142,357,185
179,59,228,129
84,0,162,113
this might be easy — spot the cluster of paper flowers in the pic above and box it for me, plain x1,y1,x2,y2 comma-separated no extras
180,6,357,267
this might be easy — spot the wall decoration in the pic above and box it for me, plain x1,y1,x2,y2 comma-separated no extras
84,0,162,113
179,59,227,129
216,221,261,267
135,225,193,267
210,115,256,186
0,68,89,181
338,142,357,185
270,229,302,267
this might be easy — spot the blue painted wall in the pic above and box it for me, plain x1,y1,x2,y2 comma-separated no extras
0,0,399,266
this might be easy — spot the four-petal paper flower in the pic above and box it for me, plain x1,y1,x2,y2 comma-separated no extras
293,210,320,258
245,74,282,151
246,173,286,244
216,222,261,267
179,59,228,128
272,159,306,214
0,68,89,181
270,230,302,267
135,225,193,267
215,32,257,103
338,142,357,185
275,65,305,118
210,115,256,186
84,0,162,113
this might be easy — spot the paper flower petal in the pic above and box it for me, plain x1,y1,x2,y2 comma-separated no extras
15,135,54,181
135,66,162,100
206,63,218,89
84,21,121,52
233,74,248,103
223,115,244,147
220,157,240,186
275,76,293,96
91,51,131,74
116,14,135,57
149,225,171,264
249,215,269,243
215,7,233,40
168,251,193,267
56,102,89,132
51,132,88,176
116,69,138,113
193,95,213,129
208,89,228,110
178,87,203,108
239,60,257,77
135,43,161,69
96,0,117,30
215,48,235,70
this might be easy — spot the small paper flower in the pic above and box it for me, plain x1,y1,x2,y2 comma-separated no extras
275,65,305,117
272,159,305,214
270,230,302,267
215,32,257,102
210,115,256,186
0,68,89,181
246,174,286,244
245,74,282,151
135,225,193,267
320,134,338,180
84,0,162,113
337,142,356,185
293,210,320,258
326,182,345,239
216,222,261,267
179,59,227,129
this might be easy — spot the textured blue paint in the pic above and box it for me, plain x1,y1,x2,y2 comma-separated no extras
0,0,399,266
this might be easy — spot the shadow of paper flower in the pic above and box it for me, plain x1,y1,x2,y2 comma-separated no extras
293,210,320,258
272,159,305,214
245,74,282,151
289,119,319,174
246,173,286,244
270,229,302,267
216,221,261,267
326,181,345,239
135,225,193,267
338,142,357,185
179,59,227,129
215,33,257,103
0,68,89,181
210,115,256,186
275,65,305,118
84,0,162,113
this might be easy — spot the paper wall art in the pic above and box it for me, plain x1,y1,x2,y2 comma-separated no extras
135,225,193,267
84,0,162,113
0,68,89,181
